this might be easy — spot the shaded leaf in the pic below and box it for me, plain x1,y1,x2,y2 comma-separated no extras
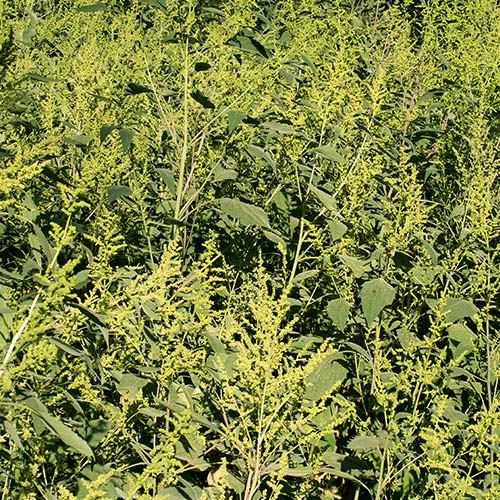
107,185,133,202
117,373,149,401
191,90,215,109
119,128,134,151
126,82,153,94
347,435,379,450
194,62,211,71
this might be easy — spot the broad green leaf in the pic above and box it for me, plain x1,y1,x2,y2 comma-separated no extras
293,269,319,282
117,373,149,401
261,121,295,135
126,82,152,94
24,400,93,458
246,144,275,168
309,185,337,211
119,128,134,151
41,412,93,457
100,124,117,143
314,145,346,164
4,421,24,450
219,198,271,229
214,165,238,181
32,224,54,264
227,110,245,134
263,230,287,249
359,278,396,326
63,134,91,146
327,219,347,241
107,185,133,202
347,435,379,450
339,254,369,278
305,354,347,401
327,298,350,331
442,298,478,323
77,2,108,11
191,90,215,109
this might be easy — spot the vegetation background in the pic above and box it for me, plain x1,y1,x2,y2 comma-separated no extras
1,0,500,498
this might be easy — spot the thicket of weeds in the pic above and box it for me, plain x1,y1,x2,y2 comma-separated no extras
1,0,499,498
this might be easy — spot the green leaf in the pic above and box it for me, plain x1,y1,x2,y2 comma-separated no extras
214,165,238,181
261,121,295,135
246,144,275,168
309,185,337,211
339,254,369,278
116,373,149,401
77,2,108,11
194,62,211,71
41,412,93,457
305,354,347,401
219,198,271,229
107,185,133,202
4,421,24,450
327,298,350,331
347,435,380,450
119,128,134,151
24,400,93,457
191,90,215,109
263,230,287,249
359,278,396,326
126,82,153,94
442,298,478,323
227,110,245,134
314,145,346,164
100,124,118,143
327,219,347,241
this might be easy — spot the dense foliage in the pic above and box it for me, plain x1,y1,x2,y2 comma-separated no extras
1,0,500,498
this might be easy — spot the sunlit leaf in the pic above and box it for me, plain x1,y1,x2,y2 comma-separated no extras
359,278,396,326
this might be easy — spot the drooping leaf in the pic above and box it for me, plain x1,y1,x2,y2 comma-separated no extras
100,124,117,143
219,198,271,229
309,185,337,211
359,278,396,326
327,298,350,331
24,399,93,457
314,145,346,164
126,82,153,94
190,90,215,109
246,144,275,168
107,185,133,202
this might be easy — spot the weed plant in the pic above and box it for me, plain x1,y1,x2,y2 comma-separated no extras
1,0,500,498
